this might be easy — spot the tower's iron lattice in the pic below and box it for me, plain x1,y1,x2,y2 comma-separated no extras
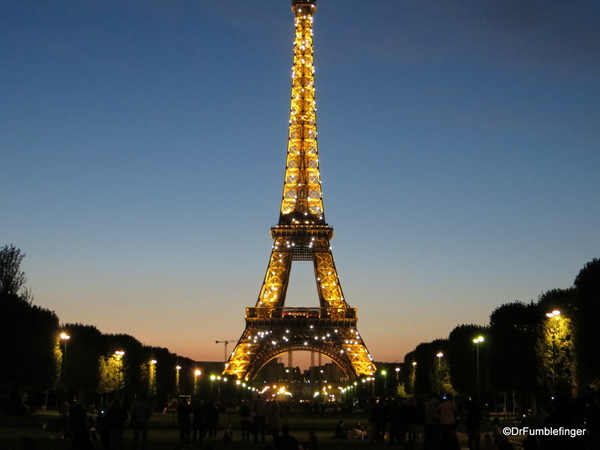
223,0,376,381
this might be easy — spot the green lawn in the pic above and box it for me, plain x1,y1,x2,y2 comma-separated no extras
1,409,361,449
0,409,524,450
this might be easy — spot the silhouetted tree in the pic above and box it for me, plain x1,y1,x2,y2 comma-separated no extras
0,296,61,393
412,339,453,395
105,333,144,395
536,289,576,398
572,259,600,394
63,324,104,399
0,244,33,303
489,301,542,408
447,324,489,396
402,351,417,396
98,353,125,395
413,342,435,396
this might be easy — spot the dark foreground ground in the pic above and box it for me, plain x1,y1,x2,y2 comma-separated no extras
0,409,522,450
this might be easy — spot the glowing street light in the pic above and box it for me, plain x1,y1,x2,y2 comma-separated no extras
60,333,70,397
192,369,201,395
149,360,157,395
175,365,182,394
381,370,387,394
473,336,484,397
111,351,125,392
546,310,563,390
436,352,444,366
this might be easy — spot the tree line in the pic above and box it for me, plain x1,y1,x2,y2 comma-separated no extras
0,244,221,414
397,258,600,411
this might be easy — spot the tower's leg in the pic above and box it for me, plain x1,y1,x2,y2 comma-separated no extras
313,244,347,310
257,237,293,308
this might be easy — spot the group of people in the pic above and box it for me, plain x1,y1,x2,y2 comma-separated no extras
175,396,220,445
365,396,421,444
55,393,153,450
240,395,287,444
238,395,318,450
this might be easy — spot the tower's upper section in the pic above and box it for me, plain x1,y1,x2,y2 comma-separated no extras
291,0,317,13
279,0,324,226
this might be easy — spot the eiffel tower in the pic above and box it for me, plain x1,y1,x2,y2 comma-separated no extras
223,0,376,381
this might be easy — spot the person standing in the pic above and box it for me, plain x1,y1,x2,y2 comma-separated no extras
439,394,458,447
191,397,205,444
69,402,91,450
105,398,128,450
424,394,440,450
130,393,152,450
267,400,282,439
239,399,251,443
204,398,219,439
176,397,191,446
252,395,267,444
465,396,482,450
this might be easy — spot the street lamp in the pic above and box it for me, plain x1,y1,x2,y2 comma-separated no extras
114,351,125,392
395,367,401,381
381,370,387,395
436,352,444,366
60,333,70,397
149,360,157,394
175,365,182,394
435,353,444,395
193,369,201,395
546,310,562,391
473,336,484,397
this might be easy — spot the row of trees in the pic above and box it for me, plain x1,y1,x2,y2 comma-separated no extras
0,245,222,413
396,258,600,410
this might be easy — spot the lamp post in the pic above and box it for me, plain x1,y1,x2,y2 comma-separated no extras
473,336,484,397
210,374,216,395
149,360,157,395
193,369,201,395
435,353,444,395
381,370,387,395
216,376,223,397
176,366,181,395
113,351,125,393
546,310,561,392
60,332,70,397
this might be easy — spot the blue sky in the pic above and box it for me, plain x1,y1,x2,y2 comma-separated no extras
1,0,599,366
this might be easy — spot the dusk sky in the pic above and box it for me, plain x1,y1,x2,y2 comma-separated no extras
2,0,599,367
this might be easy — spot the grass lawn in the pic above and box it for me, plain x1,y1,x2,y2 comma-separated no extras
0,409,524,450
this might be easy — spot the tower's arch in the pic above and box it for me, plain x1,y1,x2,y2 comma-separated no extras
245,345,355,382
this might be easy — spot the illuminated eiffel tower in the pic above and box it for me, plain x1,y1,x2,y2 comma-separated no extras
224,0,376,381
